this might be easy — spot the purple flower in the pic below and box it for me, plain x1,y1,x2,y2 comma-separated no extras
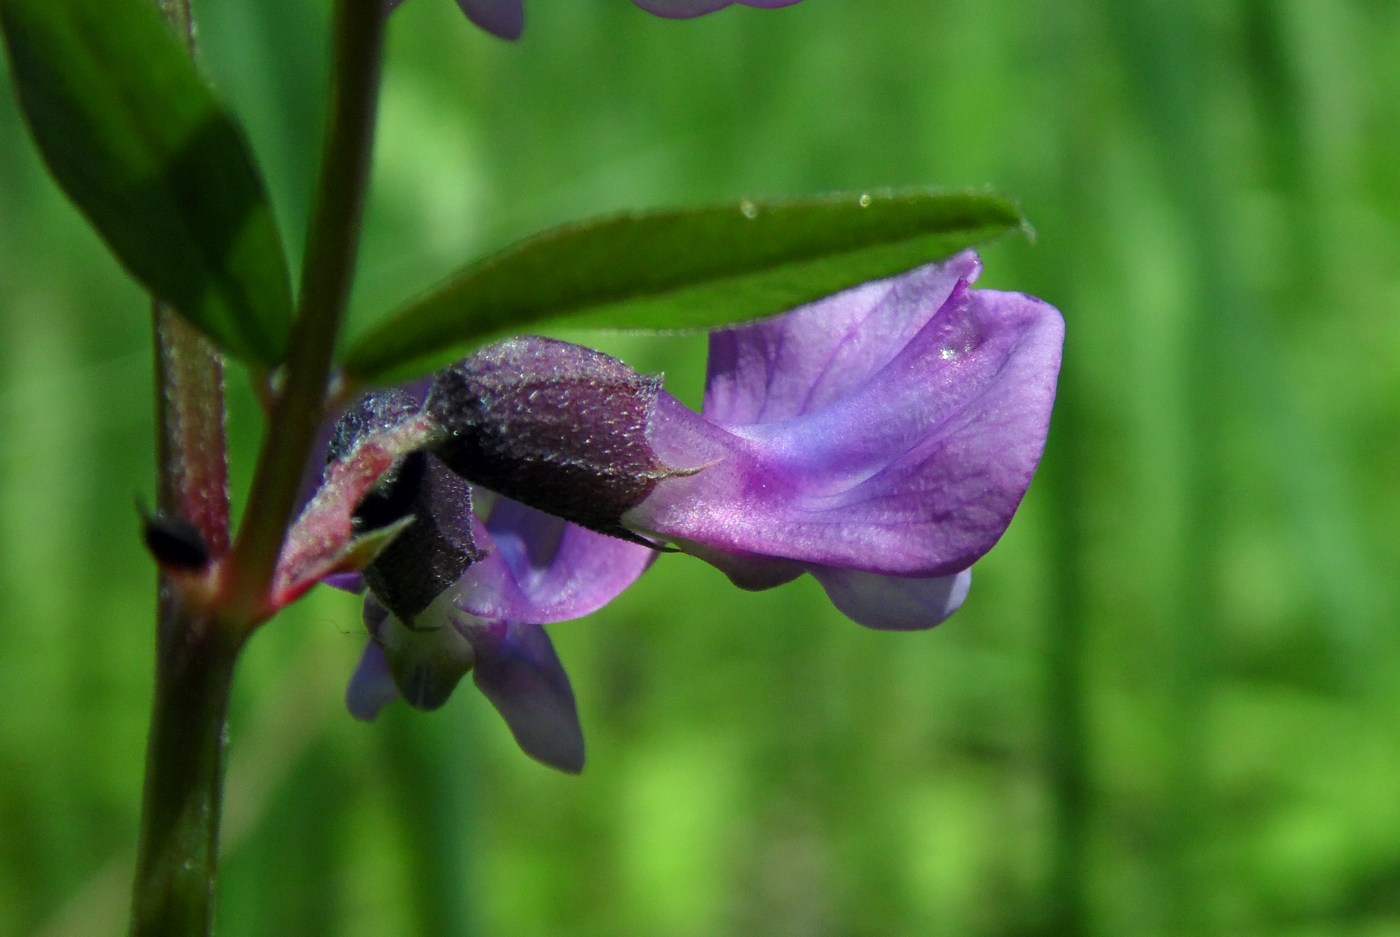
414,0,802,41
425,251,1063,631
345,490,653,772
280,250,1060,770
286,388,653,772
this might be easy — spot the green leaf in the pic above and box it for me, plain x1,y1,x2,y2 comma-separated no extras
342,189,1027,384
1,0,292,363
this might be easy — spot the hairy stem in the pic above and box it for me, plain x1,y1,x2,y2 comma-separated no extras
128,607,242,937
129,0,238,930
153,309,230,553
129,0,387,934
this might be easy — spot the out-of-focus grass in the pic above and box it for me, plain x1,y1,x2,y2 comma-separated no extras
3,1,1399,935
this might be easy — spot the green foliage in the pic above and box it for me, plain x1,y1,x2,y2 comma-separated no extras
343,189,1024,383
0,0,291,364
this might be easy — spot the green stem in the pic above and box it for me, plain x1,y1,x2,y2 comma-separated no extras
128,609,243,937
222,0,388,622
153,309,230,553
151,0,227,552
128,0,387,934
130,0,238,932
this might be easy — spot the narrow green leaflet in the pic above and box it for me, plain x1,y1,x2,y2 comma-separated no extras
342,189,1027,384
1,0,292,363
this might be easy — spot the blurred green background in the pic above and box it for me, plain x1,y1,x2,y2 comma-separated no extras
4,0,1400,934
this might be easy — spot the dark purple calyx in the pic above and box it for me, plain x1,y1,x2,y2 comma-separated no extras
358,451,484,621
327,388,422,463
329,389,484,621
424,338,676,544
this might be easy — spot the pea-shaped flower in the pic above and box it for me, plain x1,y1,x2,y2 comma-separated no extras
425,251,1063,630
287,388,653,772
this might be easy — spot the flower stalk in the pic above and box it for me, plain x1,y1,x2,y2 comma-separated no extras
222,0,388,623
129,0,389,932
153,309,230,555
128,607,242,937
132,309,234,936
131,0,237,929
